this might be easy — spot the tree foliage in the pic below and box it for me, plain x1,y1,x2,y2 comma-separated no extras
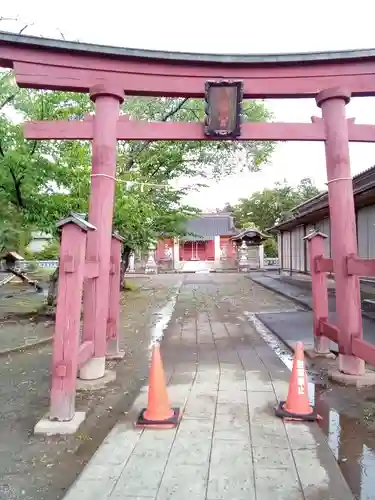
0,69,275,261
229,178,321,232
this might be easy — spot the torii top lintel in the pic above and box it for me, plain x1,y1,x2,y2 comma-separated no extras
2,30,375,98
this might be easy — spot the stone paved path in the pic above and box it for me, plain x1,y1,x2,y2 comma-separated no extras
62,274,354,500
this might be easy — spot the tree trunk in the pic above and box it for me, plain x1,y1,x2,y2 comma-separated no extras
47,265,59,306
6,266,44,293
120,245,132,291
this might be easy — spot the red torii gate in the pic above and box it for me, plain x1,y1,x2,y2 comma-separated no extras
2,31,375,432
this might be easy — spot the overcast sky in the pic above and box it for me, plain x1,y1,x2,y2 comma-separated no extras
2,0,375,209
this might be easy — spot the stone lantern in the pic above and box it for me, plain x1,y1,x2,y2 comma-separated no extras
238,240,249,272
145,240,158,274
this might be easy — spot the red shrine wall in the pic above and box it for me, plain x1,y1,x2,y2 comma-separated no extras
179,241,213,261
156,236,236,263
205,240,215,260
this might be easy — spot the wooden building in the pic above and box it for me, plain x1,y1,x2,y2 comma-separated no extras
269,166,375,277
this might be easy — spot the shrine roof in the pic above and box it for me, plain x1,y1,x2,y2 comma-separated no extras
232,227,269,242
1,30,375,65
269,165,375,233
181,214,237,241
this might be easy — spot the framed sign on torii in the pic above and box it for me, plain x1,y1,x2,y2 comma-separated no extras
203,80,243,138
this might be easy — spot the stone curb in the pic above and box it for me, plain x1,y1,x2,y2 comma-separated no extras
0,335,53,357
248,275,311,310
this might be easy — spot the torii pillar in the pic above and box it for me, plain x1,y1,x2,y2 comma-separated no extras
23,83,124,381
79,83,124,380
316,88,365,377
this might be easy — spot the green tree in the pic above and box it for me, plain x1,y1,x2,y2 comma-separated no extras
0,71,275,237
231,178,321,232
0,70,92,240
263,237,278,258
0,70,276,296
118,97,275,181
33,239,60,260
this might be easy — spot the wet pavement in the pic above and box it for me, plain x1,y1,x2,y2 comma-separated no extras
3,273,375,499
62,274,354,500
249,273,375,500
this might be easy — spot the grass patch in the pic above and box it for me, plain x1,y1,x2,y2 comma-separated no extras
123,280,138,291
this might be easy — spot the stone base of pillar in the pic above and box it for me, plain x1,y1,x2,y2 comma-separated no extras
76,369,116,390
305,336,336,359
338,353,365,376
79,356,105,380
328,368,375,388
305,348,336,360
238,263,250,273
34,411,86,435
106,350,125,360
145,265,158,274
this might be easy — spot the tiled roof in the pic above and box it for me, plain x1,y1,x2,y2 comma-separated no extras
182,214,237,241
232,227,269,241
269,164,375,232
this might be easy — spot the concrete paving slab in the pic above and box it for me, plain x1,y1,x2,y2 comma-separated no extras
284,422,322,450
61,274,355,500
168,435,212,465
254,467,303,500
253,446,295,469
157,463,209,500
246,370,274,391
177,417,213,435
251,421,290,448
207,439,254,500
214,412,249,434
132,430,176,458
111,453,167,498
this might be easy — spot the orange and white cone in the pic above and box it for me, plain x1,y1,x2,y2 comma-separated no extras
136,344,180,429
275,342,318,421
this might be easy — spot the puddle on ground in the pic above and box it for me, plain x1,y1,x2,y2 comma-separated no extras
246,311,375,500
148,283,181,354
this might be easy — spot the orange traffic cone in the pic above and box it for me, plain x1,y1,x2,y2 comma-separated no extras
136,344,180,429
275,342,318,421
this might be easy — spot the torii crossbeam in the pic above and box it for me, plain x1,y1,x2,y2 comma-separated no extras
24,116,375,142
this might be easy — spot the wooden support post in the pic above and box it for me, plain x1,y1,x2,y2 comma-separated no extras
81,84,124,381
304,231,331,355
106,233,125,360
49,215,96,422
317,88,364,376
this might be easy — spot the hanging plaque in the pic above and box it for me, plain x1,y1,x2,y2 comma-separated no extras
204,80,243,138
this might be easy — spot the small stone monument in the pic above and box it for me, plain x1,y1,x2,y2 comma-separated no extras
238,241,250,272
128,252,135,273
145,242,158,274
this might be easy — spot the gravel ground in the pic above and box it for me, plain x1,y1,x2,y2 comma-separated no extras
0,274,182,500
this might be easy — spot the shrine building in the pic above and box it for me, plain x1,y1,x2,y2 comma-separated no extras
155,213,267,272
269,165,375,278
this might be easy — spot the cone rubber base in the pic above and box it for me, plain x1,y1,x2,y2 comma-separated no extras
275,401,318,422
136,407,181,429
